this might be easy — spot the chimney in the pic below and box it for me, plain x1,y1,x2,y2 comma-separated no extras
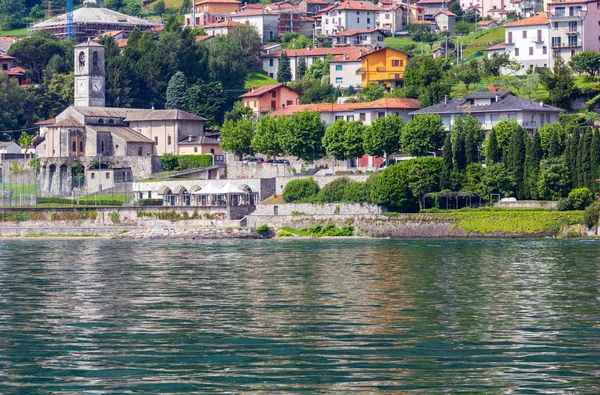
251,85,255,92
444,95,448,105
188,135,193,142
359,49,363,56
343,53,346,60
359,2,363,7
540,100,544,107
495,93,499,102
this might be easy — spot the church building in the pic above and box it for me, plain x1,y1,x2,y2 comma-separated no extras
37,41,220,159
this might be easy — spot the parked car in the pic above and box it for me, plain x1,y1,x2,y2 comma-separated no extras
272,159,290,165
243,157,264,164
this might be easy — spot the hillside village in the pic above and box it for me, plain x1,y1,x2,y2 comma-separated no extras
2,0,600,220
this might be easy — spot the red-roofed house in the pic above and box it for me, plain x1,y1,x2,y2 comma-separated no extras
262,46,370,80
329,29,386,48
298,0,330,15
376,4,405,34
229,8,279,42
319,1,381,35
477,20,498,30
203,20,246,36
239,84,300,116
502,12,551,73
0,53,15,72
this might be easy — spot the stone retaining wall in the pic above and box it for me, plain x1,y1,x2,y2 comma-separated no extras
251,203,381,216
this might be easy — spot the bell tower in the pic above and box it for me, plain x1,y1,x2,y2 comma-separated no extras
74,40,105,107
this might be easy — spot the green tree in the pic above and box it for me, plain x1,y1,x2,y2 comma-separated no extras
569,51,600,78
297,56,307,79
565,132,580,188
225,100,253,122
454,21,475,35
154,0,166,17
185,80,226,127
441,133,453,190
590,130,600,191
537,158,571,200
0,0,26,30
358,83,385,102
577,129,593,189
277,51,292,83
537,122,566,158
362,114,404,164
482,163,515,199
452,114,481,167
165,71,187,109
539,56,575,109
524,131,542,199
208,36,247,90
279,110,326,161
402,114,446,157
505,125,527,199
304,54,333,80
322,120,365,161
487,119,522,162
453,130,466,171
282,178,319,202
486,128,500,164
482,52,520,77
220,118,256,158
252,116,286,158
8,32,69,84
369,161,419,212
407,157,443,208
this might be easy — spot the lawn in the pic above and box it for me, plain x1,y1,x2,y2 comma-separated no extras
0,183,39,199
244,69,278,89
462,27,505,59
0,27,28,36
385,36,441,54
146,0,184,10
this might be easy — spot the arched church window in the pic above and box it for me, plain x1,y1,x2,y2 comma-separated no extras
80,141,83,152
98,119,104,124
108,119,114,124
93,51,99,72
72,141,77,152
79,51,85,68
101,141,105,152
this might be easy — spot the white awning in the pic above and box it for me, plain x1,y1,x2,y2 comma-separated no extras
192,181,220,194
173,185,188,194
157,185,172,195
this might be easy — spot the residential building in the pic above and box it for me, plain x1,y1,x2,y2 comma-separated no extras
262,46,369,80
376,4,405,34
239,84,301,116
434,9,457,31
298,0,331,15
547,0,600,63
177,135,223,156
184,0,241,27
329,28,386,48
0,142,21,155
418,0,455,20
0,37,18,54
477,19,498,29
229,8,279,43
410,91,563,135
502,12,552,73
270,97,421,123
264,1,307,36
358,47,409,88
30,5,160,42
318,1,381,36
203,20,246,36
0,53,14,71
329,49,365,88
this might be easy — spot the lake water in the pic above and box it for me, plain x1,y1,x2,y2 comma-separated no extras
0,239,598,393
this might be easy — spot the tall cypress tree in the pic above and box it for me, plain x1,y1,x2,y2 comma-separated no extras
578,129,593,189
566,132,579,188
453,132,466,171
165,71,187,110
296,56,307,79
277,51,292,83
465,130,476,165
524,132,543,199
441,133,453,190
548,129,560,159
487,129,500,165
590,129,600,192
507,128,526,199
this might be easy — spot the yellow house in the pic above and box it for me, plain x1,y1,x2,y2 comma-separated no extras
359,47,410,89
194,0,241,14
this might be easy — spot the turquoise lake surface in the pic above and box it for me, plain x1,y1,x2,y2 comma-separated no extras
0,238,598,393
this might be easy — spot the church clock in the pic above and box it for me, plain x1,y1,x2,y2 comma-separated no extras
73,41,105,107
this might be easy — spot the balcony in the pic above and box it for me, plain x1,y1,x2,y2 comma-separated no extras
550,10,582,20
565,30,579,35
522,121,537,128
531,37,545,43
551,42,581,49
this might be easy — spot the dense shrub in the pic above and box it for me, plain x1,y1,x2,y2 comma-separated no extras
584,201,600,229
160,154,213,172
36,197,124,206
256,224,269,235
567,188,594,210
139,198,164,206
282,177,319,202
317,177,371,203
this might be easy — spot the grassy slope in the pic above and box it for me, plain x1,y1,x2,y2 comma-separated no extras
146,0,185,10
463,27,505,58
244,69,278,89
0,28,28,36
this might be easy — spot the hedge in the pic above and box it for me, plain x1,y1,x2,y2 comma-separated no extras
139,198,164,206
37,197,124,206
161,153,213,171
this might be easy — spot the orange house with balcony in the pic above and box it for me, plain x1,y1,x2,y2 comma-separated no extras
194,0,241,14
359,47,410,88
239,84,300,116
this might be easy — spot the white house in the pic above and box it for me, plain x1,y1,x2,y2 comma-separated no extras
329,50,364,88
229,8,279,43
262,46,370,80
503,12,552,73
203,20,247,36
376,4,404,34
318,1,381,36
434,10,456,32
329,28,386,48
410,91,564,135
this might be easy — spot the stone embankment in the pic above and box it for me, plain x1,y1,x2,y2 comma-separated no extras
113,226,264,240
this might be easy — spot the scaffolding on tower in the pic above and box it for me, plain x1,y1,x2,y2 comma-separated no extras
66,0,74,39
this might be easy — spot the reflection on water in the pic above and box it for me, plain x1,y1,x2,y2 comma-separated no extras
0,239,598,393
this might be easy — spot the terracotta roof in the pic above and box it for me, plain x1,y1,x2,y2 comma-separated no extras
263,46,370,58
8,66,25,74
477,20,495,25
486,43,506,51
230,8,276,17
411,20,435,24
503,12,549,27
116,38,128,48
196,0,240,4
359,46,410,60
204,20,246,28
241,3,266,9
330,48,370,62
270,98,420,116
510,0,521,3
436,10,457,16
0,53,15,60
335,1,381,11
239,84,299,98
36,118,56,126
195,35,215,41
98,30,124,38
307,0,329,3
418,0,448,4
331,28,385,37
